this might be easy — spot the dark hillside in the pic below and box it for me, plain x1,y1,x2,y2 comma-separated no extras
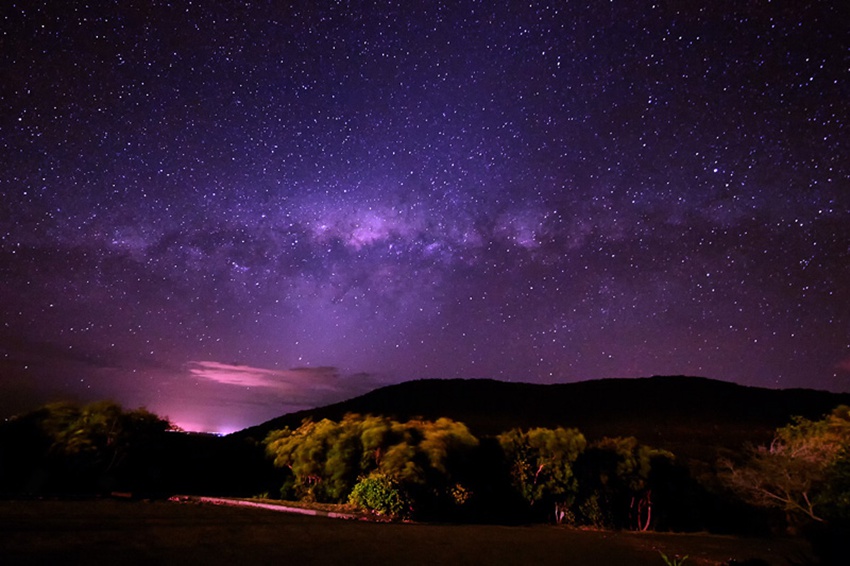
235,375,850,464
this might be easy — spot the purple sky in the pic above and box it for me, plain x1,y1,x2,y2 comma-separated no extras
2,2,848,433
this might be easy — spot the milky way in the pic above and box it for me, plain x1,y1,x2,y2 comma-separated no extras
2,2,848,432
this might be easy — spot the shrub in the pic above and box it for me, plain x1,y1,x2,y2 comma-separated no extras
348,474,410,518
578,492,608,528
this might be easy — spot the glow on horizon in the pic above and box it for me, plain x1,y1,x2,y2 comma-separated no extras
173,421,242,436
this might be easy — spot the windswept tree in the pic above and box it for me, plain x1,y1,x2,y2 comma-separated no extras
264,416,363,501
378,417,479,485
497,426,586,521
720,405,850,526
264,414,479,516
0,401,173,494
46,402,169,463
352,417,479,517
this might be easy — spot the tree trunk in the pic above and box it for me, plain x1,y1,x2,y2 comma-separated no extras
631,490,652,531
639,490,652,531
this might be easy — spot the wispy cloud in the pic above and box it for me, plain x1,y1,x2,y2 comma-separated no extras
186,361,342,392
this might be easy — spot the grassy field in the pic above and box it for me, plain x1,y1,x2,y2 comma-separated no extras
0,499,810,565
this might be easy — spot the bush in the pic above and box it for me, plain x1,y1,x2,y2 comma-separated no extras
348,475,410,518
578,492,608,528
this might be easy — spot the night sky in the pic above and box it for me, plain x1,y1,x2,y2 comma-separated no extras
2,2,848,433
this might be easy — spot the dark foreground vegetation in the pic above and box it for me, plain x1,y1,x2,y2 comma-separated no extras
1,376,849,564
0,499,811,566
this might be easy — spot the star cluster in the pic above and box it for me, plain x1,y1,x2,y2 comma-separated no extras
1,2,848,432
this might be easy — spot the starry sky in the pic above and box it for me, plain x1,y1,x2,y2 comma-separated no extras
2,1,848,433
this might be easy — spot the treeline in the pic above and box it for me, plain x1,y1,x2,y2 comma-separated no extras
261,407,850,536
0,401,270,497
263,413,682,528
2,400,849,542
0,401,172,494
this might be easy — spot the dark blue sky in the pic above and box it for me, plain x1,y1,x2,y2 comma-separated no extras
2,1,848,432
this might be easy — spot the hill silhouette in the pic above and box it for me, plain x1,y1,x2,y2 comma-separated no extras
235,375,850,464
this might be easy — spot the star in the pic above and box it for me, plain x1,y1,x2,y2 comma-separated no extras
0,1,847,432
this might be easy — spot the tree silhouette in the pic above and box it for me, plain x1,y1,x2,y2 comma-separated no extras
578,436,673,530
0,401,172,494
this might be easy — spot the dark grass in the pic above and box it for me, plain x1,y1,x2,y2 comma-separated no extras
0,500,811,565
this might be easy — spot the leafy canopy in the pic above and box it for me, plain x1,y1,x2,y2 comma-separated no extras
264,413,478,506
721,405,850,524
497,426,586,507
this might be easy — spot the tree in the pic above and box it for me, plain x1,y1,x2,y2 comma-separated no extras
376,417,479,517
720,405,850,526
497,426,586,521
821,446,850,521
378,417,479,485
45,401,168,466
264,417,361,501
0,401,173,494
264,414,479,516
579,436,673,530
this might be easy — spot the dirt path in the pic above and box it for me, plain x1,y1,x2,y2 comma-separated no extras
181,495,370,520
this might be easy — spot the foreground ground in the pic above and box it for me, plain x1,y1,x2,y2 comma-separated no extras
0,499,811,565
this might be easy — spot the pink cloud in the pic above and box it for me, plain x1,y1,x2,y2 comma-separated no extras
186,361,341,393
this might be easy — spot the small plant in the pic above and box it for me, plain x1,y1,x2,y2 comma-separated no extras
659,552,688,566
449,483,472,506
578,493,607,528
348,474,410,518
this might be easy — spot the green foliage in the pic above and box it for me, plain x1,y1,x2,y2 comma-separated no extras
821,446,850,520
497,426,586,510
592,436,673,492
264,417,360,501
585,436,674,530
578,492,608,528
264,413,479,510
720,405,850,525
1,400,173,494
659,552,688,566
40,401,172,470
348,474,410,517
264,414,688,527
379,417,479,486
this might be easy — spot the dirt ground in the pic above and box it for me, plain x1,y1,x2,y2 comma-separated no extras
0,499,812,565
